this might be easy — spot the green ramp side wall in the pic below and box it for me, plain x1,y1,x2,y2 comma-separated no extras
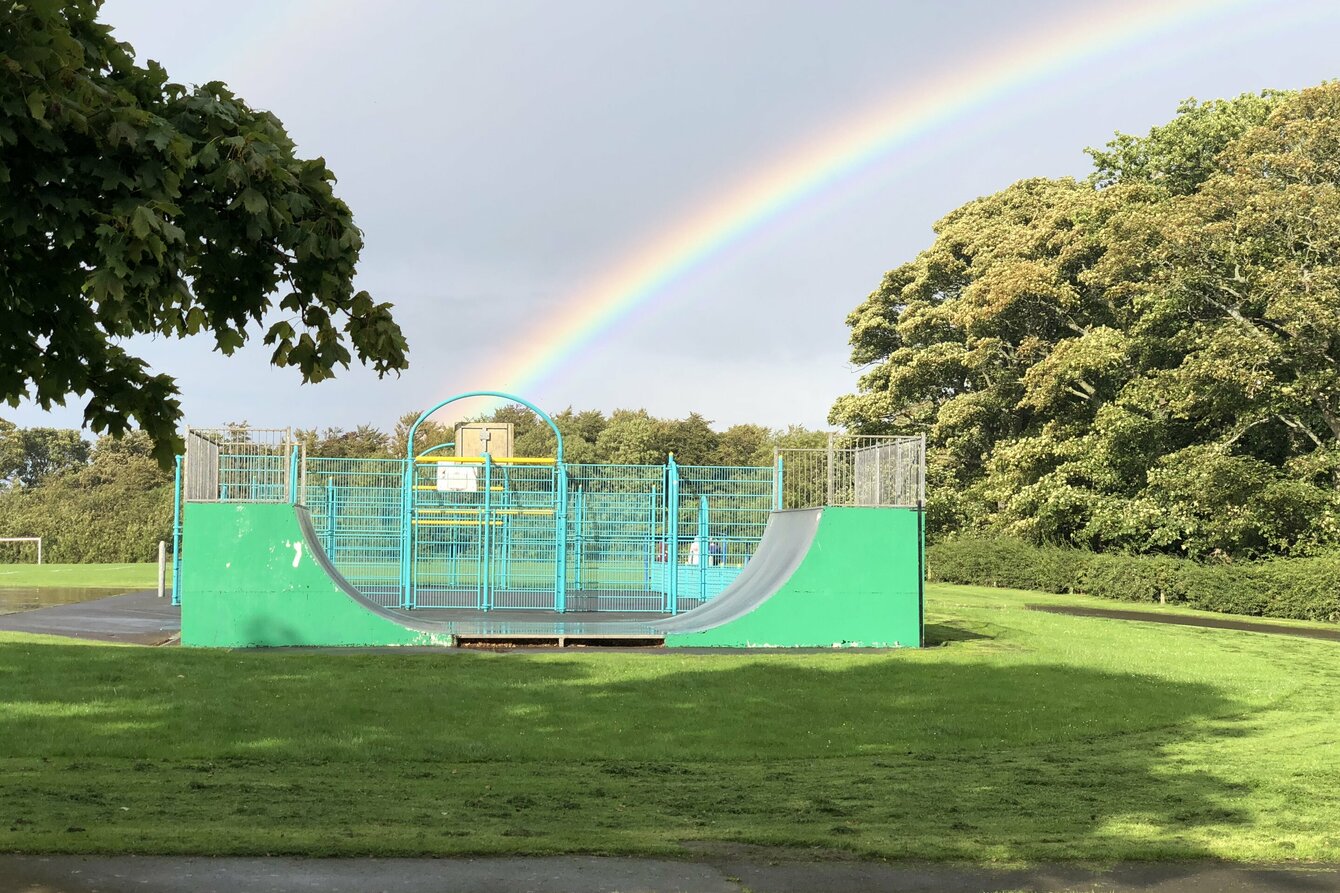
664,506,923,648
180,502,451,648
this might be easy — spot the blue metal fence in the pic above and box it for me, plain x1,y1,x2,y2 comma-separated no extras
185,448,776,615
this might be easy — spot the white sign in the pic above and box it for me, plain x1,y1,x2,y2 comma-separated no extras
436,465,478,492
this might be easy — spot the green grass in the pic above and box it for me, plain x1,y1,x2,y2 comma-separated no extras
0,562,160,589
0,583,1337,862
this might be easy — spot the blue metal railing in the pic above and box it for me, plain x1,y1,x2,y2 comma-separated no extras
190,448,775,615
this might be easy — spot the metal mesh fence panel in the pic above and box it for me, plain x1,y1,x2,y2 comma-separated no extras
565,464,666,611
304,457,405,606
778,435,924,509
673,465,774,610
184,427,293,503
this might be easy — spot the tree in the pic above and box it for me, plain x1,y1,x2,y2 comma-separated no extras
0,429,171,562
0,1,408,464
295,424,390,459
391,411,452,458
833,85,1340,558
716,423,770,466
0,419,90,485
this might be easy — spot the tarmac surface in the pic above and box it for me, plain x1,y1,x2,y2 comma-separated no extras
2,853,1338,893
1028,604,1340,641
0,590,179,645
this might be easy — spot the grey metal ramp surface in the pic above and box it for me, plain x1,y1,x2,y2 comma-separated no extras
653,508,822,635
295,506,461,635
0,591,180,645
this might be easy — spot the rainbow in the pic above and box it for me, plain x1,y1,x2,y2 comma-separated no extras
465,0,1270,405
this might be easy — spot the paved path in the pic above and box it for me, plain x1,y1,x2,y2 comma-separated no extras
2,854,1338,892
1028,604,1340,641
0,590,179,645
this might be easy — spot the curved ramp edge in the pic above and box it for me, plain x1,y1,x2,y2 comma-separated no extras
660,506,923,649
180,502,453,647
654,509,822,634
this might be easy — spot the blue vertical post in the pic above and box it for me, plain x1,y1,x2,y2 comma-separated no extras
399,459,414,609
645,486,656,591
287,445,299,504
573,487,584,593
555,462,568,612
324,479,337,559
774,452,783,511
666,455,679,614
498,465,510,591
698,494,709,604
481,455,492,610
171,455,183,606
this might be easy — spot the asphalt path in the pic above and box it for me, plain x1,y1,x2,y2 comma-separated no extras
0,590,179,644
2,853,1338,893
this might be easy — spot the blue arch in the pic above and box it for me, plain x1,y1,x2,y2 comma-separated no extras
403,391,564,463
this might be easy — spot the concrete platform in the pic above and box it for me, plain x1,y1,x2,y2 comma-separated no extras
0,590,180,645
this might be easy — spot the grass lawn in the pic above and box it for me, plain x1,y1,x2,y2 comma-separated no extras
0,583,1337,862
0,563,160,589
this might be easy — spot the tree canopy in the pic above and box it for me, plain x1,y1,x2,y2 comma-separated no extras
833,84,1340,558
0,1,408,464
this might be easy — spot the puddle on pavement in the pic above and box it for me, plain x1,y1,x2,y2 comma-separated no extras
0,587,133,616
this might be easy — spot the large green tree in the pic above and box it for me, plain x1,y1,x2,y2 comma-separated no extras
0,1,408,463
834,85,1340,558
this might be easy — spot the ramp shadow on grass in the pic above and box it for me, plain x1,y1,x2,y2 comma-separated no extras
0,641,1257,860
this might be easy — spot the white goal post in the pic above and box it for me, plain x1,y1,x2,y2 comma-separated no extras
0,537,42,564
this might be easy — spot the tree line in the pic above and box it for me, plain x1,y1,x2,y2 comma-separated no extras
834,83,1340,560
0,411,825,562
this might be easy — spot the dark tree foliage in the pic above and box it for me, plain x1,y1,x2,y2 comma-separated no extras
834,85,1340,558
0,1,408,464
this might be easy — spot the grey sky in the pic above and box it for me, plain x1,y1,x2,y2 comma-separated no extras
12,0,1340,432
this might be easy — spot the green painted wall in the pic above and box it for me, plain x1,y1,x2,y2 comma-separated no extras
180,503,451,648
664,507,923,648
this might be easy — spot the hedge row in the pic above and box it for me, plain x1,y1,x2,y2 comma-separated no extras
927,535,1340,623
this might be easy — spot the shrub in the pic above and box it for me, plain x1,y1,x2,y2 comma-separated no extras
928,535,1340,623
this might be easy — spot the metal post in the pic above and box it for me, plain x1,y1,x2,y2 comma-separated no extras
399,458,414,609
171,455,183,606
826,432,835,506
325,480,337,560
698,494,709,605
157,540,166,598
773,450,783,511
666,455,679,614
573,487,585,593
555,461,569,613
287,444,299,504
481,453,493,611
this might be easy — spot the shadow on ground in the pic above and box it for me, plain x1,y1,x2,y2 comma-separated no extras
0,638,1268,861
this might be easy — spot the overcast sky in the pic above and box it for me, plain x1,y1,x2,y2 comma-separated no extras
12,0,1340,432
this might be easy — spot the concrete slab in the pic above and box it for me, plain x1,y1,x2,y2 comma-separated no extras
0,590,179,645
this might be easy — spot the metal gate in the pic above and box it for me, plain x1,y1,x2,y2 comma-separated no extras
408,456,564,610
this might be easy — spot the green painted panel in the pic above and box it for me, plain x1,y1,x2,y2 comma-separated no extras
664,506,923,648
180,503,451,648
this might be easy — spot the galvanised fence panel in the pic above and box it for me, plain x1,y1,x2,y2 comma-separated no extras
185,428,294,503
304,457,405,607
777,435,925,509
565,464,666,612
